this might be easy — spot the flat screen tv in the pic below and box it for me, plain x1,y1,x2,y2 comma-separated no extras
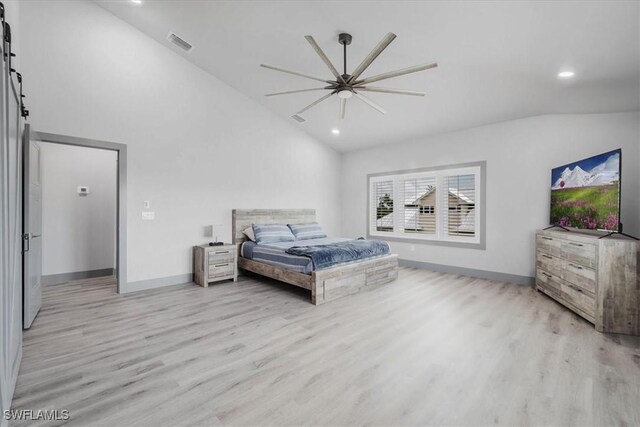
550,149,621,231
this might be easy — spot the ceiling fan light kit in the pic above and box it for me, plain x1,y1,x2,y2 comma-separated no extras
261,32,437,121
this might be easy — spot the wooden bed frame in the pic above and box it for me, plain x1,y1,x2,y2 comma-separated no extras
232,209,399,305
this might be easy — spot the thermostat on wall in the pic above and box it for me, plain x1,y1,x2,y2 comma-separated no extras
77,186,90,196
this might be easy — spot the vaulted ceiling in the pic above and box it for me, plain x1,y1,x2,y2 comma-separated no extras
96,1,639,152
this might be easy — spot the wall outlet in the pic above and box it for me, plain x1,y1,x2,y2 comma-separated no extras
143,200,150,209
410,244,416,252
142,211,155,220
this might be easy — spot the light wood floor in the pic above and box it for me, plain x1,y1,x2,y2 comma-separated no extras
12,268,640,426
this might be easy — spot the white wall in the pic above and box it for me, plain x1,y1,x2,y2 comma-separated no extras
341,112,640,279
40,143,117,276
18,1,342,289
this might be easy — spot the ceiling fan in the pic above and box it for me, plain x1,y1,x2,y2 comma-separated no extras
261,32,437,120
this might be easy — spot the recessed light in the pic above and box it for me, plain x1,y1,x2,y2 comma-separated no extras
131,0,142,4
332,129,340,135
558,71,575,78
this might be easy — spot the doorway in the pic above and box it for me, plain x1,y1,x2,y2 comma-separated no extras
22,125,127,328
40,142,117,283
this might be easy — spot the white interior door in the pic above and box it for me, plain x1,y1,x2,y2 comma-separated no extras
23,125,42,329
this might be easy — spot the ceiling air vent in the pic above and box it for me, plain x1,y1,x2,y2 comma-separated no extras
167,32,194,53
290,114,306,123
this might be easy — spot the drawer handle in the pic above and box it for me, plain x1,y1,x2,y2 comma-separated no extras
214,251,230,255
214,263,229,268
569,263,583,270
541,237,553,241
569,242,583,247
542,254,553,260
569,284,583,293
542,272,552,278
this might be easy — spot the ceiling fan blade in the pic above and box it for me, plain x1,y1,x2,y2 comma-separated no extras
260,64,332,84
348,32,397,83
304,36,346,84
353,91,386,114
296,91,336,115
339,98,346,119
265,88,329,97
356,86,426,97
354,62,438,85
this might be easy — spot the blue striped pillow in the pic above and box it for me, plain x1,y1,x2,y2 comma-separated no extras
252,223,296,244
288,222,327,240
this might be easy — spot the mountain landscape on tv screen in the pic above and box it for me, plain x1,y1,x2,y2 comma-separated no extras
550,150,620,231
552,152,620,189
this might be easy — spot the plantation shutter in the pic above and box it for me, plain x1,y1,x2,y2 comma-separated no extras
372,180,394,232
400,175,437,235
443,174,476,237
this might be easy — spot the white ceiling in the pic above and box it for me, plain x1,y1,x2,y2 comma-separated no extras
96,0,640,152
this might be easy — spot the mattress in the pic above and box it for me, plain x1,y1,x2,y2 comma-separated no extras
241,237,351,274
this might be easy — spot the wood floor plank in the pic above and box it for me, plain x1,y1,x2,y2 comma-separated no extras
11,268,640,426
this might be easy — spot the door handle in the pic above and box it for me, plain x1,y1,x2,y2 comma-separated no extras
31,234,41,238
22,233,30,252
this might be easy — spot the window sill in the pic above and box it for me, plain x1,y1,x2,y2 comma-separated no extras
367,233,486,250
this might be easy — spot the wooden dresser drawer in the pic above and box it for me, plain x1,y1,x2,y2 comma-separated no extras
561,241,596,269
563,262,596,294
209,263,234,279
536,269,563,296
536,234,562,257
536,252,563,278
560,282,595,319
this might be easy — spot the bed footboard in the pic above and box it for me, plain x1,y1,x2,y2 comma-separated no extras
311,254,399,305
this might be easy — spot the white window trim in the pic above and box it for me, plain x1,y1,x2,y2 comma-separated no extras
367,161,486,250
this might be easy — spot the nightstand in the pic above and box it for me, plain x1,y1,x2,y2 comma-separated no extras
193,244,238,287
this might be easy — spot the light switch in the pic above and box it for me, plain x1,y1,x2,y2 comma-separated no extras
142,212,155,220
143,200,150,209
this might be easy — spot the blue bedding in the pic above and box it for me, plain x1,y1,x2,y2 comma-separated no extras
241,237,351,274
285,239,390,270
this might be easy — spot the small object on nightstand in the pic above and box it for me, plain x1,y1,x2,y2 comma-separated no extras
193,243,238,287
209,241,224,246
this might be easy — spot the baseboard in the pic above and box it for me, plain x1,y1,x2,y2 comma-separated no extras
42,268,115,285
398,259,534,286
125,273,194,293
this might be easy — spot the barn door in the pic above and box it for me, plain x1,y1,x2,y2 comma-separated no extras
1,21,23,421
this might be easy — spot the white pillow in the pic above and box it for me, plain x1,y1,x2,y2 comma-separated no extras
243,227,256,241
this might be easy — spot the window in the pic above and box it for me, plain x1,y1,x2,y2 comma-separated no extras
368,162,485,248
372,180,394,232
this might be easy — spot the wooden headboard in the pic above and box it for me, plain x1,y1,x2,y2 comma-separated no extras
232,209,316,246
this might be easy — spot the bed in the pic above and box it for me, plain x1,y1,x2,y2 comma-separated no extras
232,209,399,305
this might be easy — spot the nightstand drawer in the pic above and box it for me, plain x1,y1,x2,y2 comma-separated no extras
209,263,234,278
209,249,234,264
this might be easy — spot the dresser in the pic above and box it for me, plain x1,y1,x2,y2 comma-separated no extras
193,244,238,287
536,229,640,336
